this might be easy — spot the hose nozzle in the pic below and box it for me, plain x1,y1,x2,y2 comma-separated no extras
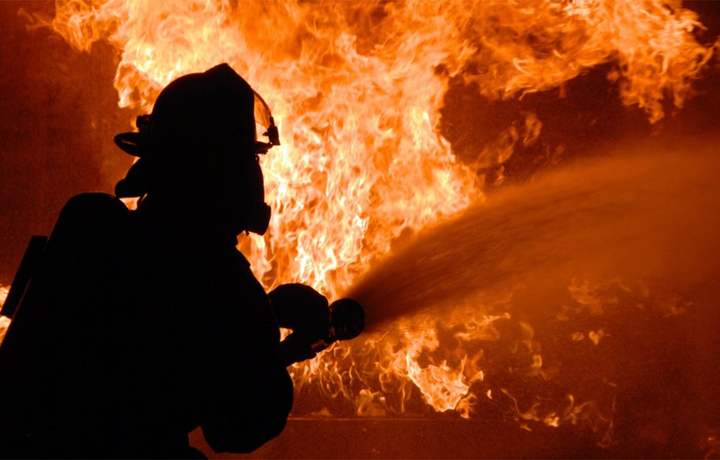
328,298,364,341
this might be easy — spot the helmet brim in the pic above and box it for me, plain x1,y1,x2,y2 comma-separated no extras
114,132,148,157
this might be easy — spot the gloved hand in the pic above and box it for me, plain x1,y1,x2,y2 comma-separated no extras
269,283,330,366
268,285,365,367
268,283,328,330
278,332,322,367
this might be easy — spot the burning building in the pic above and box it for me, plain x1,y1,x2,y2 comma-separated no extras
1,0,720,457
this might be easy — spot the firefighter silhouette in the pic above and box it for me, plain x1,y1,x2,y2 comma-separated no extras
0,63,363,458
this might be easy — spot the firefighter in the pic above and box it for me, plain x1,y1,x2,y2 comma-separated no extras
109,63,292,457
0,64,291,458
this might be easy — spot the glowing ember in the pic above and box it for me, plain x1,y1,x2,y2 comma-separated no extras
11,0,718,446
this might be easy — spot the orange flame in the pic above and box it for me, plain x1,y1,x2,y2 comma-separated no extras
18,0,717,440
0,285,10,346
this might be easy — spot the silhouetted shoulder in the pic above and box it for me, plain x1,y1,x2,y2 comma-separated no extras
53,193,130,241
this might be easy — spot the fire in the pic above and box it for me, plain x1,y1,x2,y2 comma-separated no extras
40,0,716,295
11,0,718,445
0,286,9,346
0,285,8,308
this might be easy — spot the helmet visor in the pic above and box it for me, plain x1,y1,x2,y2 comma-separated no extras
253,91,279,153
254,91,272,132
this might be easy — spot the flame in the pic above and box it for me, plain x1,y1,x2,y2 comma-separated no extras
0,285,8,308
42,0,715,293
16,0,717,442
0,285,9,346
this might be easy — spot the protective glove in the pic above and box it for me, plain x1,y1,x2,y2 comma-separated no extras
268,283,328,331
